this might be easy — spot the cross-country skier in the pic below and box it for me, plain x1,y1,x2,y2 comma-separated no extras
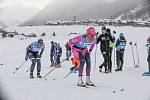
65,42,72,60
50,41,54,66
146,36,150,72
115,33,126,71
51,42,58,67
25,39,45,78
97,27,114,73
68,26,96,87
56,43,62,67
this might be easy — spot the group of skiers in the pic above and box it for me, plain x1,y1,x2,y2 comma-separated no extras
50,41,62,67
24,26,150,87
25,39,62,78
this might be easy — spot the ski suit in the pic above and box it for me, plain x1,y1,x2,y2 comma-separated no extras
65,42,72,60
50,42,54,66
115,36,126,71
56,44,62,66
68,35,96,76
25,41,45,73
51,42,58,66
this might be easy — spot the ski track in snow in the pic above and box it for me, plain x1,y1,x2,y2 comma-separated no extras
0,25,150,100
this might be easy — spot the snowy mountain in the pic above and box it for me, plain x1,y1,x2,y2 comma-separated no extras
20,0,143,26
0,3,40,27
116,0,150,21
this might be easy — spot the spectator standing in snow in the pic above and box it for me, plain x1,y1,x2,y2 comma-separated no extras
97,27,114,73
115,33,126,71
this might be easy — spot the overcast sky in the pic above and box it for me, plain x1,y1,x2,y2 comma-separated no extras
0,0,54,9
0,0,116,9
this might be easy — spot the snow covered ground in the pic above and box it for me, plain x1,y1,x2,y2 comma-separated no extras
0,25,150,100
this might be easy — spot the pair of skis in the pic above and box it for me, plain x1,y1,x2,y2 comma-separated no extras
129,42,140,68
77,84,125,93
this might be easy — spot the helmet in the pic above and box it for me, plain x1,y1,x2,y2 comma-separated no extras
38,38,43,44
86,27,96,36
51,41,53,44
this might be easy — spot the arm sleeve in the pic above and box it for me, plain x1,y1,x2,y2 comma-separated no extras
110,35,115,43
68,36,81,48
89,41,96,52
97,35,101,44
40,44,45,56
25,46,30,58
115,39,120,48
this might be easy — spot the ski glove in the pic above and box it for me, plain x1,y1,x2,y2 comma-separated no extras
89,49,92,54
71,57,80,68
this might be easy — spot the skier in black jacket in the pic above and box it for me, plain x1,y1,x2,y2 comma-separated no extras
97,27,114,73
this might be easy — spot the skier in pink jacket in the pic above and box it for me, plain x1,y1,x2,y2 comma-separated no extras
67,27,96,87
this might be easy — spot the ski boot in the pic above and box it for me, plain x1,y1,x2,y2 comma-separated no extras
30,72,34,78
37,72,42,78
103,68,109,73
99,67,102,72
86,76,94,86
77,76,86,87
115,67,121,71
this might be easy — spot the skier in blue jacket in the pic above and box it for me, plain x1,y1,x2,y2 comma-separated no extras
25,39,45,78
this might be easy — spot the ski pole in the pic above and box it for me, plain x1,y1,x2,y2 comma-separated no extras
94,32,99,72
13,60,27,74
43,58,67,80
26,67,30,72
43,67,57,80
113,47,116,71
129,42,136,68
64,66,77,79
113,31,116,71
94,43,97,71
134,42,140,67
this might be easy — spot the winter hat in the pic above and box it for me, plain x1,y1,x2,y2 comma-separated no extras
38,38,43,44
119,33,124,37
102,26,106,30
86,27,96,36
106,28,111,33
